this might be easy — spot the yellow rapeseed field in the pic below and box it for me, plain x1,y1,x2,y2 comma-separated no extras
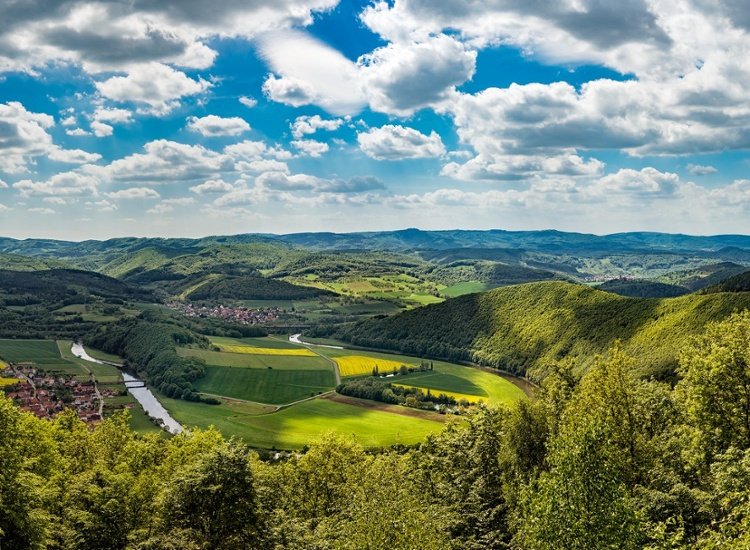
218,345,316,357
393,384,484,404
335,355,413,378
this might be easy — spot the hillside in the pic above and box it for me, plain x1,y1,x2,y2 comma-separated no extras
703,269,750,293
596,279,688,298
659,261,749,290
336,281,750,379
186,275,335,301
0,269,151,304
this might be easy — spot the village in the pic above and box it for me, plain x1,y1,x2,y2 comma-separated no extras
168,301,282,325
1,363,119,424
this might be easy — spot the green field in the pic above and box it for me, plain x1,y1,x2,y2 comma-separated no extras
0,339,62,363
315,347,526,407
209,336,301,350
159,394,445,449
178,347,333,370
194,366,335,404
57,341,123,383
442,281,491,297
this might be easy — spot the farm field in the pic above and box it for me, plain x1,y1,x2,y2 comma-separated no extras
334,355,415,377
194,366,335,404
287,275,446,309
209,336,301,350
57,340,123,383
215,344,316,356
315,347,526,407
178,347,333,370
442,281,492,297
0,339,62,363
159,393,446,449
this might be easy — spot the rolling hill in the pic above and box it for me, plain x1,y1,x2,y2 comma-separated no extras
596,279,689,298
336,281,750,380
703,269,750,293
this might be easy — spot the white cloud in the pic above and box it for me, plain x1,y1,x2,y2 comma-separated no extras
162,197,195,206
61,115,77,126
28,207,55,215
258,30,366,116
14,172,99,197
147,203,174,215
0,101,55,173
107,187,161,199
48,147,102,164
0,0,338,74
92,107,133,124
291,139,329,157
187,115,250,136
66,128,91,137
0,203,9,212
96,63,211,115
291,115,343,139
359,34,476,116
91,139,233,185
687,163,718,175
0,179,7,188
90,121,113,137
86,199,117,212
239,96,258,108
190,178,233,195
357,125,445,160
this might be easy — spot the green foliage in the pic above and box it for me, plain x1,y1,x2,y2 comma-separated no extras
598,278,689,298
676,310,750,457
701,269,750,293
338,281,750,379
336,377,458,407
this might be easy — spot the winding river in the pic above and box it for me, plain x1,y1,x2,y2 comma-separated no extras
70,343,183,434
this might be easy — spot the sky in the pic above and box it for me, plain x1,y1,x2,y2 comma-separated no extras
1,0,750,239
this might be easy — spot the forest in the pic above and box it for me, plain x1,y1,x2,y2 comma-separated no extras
2,311,750,549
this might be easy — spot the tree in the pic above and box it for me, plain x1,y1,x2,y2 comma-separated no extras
158,440,267,549
676,311,750,458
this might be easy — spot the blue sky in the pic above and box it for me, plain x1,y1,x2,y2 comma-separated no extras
0,0,749,239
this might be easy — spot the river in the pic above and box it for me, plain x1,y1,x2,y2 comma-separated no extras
70,343,183,434
289,333,344,349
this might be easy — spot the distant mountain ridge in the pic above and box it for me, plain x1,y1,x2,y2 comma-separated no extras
3,228,750,259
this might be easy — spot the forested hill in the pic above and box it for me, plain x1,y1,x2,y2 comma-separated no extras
336,281,750,379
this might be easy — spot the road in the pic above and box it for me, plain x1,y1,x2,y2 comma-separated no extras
288,334,342,385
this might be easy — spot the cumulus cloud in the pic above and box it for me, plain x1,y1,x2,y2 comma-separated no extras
96,63,211,115
14,172,99,197
0,0,338,74
239,96,258,108
291,115,343,139
358,125,445,160
106,187,160,199
258,30,367,116
359,34,476,115
291,139,329,157
190,178,233,195
687,163,718,175
66,128,91,137
48,147,102,164
188,115,250,136
90,139,233,185
0,101,55,173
